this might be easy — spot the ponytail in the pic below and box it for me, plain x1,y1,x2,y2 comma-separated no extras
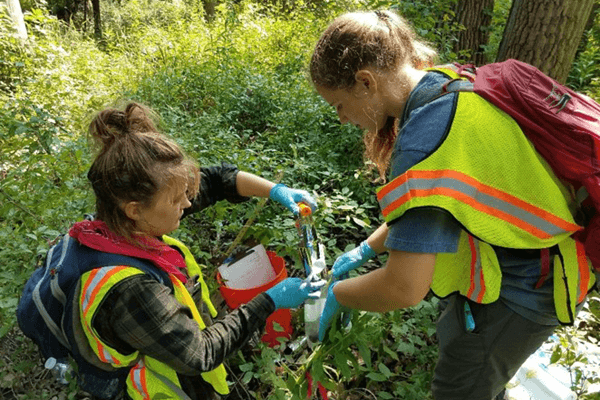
310,10,437,178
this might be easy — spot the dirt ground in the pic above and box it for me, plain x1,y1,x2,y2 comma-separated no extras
0,326,85,400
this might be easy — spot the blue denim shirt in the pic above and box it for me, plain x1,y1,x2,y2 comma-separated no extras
384,72,559,325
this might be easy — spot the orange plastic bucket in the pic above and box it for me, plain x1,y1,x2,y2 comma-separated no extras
217,250,292,347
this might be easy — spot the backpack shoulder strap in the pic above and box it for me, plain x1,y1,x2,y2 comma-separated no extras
71,239,172,286
400,68,473,127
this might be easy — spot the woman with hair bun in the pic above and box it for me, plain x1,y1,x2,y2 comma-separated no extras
310,10,595,400
27,101,323,400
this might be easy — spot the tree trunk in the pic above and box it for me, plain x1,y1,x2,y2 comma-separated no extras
496,0,594,83
91,0,102,41
202,0,217,22
84,0,88,32
5,0,27,39
454,0,494,66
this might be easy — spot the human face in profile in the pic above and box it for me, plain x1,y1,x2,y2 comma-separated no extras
131,179,192,237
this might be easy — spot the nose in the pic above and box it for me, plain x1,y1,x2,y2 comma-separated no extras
183,197,192,209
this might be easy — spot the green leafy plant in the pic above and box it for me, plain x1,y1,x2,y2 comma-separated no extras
368,0,463,63
549,293,600,400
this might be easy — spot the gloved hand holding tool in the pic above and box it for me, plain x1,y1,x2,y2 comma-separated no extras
269,183,317,216
318,240,377,342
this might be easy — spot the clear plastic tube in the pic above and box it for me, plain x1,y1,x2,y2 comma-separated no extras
296,202,328,348
45,357,71,385
304,293,326,347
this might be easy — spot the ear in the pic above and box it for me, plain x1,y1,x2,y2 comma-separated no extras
354,70,378,97
123,201,142,221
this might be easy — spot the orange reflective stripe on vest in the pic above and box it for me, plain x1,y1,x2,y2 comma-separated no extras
377,169,581,239
80,265,140,366
467,235,486,302
129,360,150,400
576,240,591,304
82,265,127,314
80,257,229,397
378,86,594,323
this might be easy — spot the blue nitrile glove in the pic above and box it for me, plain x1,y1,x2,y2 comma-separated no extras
318,280,352,341
269,184,317,216
265,277,326,310
331,240,377,278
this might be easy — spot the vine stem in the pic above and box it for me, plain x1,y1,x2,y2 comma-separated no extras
223,170,284,259
0,187,40,221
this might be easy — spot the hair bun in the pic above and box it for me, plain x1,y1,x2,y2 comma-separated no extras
125,103,157,134
88,108,129,147
89,102,157,148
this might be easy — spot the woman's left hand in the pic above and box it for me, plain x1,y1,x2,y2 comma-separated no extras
318,280,352,341
269,184,317,216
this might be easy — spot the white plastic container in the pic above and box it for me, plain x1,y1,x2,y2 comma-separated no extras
217,244,275,289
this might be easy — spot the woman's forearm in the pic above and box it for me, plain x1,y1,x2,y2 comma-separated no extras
365,223,389,255
334,251,435,312
235,171,276,198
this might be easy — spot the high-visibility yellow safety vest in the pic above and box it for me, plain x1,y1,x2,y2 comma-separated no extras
78,235,229,399
377,72,595,324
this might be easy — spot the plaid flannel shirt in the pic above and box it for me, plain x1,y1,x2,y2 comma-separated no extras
92,163,276,399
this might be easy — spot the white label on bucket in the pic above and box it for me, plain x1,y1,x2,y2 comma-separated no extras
218,245,276,289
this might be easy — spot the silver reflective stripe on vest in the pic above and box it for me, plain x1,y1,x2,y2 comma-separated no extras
131,364,145,396
131,360,193,400
152,368,193,400
32,242,72,351
81,266,118,311
378,176,570,237
100,346,114,365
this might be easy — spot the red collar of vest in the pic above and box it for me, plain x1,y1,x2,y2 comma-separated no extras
69,220,188,283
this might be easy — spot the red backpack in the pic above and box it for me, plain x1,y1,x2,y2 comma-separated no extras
434,59,600,273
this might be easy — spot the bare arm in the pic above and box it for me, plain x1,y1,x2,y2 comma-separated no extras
235,171,276,198
334,250,435,312
364,223,389,255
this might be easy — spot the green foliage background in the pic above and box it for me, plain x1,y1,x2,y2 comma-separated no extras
1,0,599,399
